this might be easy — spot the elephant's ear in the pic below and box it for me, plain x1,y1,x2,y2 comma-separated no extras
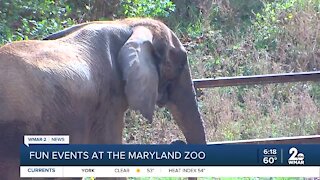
118,26,159,123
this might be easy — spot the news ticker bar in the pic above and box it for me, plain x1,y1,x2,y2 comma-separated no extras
21,144,320,166
20,166,320,178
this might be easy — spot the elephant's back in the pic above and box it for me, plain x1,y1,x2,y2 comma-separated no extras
0,40,80,65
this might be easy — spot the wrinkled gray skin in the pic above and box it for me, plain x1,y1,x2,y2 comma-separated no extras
0,18,206,179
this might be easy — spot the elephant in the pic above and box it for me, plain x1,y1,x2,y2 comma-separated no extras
0,18,206,179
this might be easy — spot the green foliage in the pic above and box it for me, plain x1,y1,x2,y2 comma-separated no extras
211,0,264,33
120,0,175,18
172,5,204,38
309,83,320,106
253,0,304,50
0,0,91,44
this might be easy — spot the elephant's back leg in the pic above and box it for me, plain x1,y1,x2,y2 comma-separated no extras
0,54,44,179
0,157,20,180
0,120,34,179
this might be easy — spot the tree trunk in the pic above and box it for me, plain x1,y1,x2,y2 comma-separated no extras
91,0,120,20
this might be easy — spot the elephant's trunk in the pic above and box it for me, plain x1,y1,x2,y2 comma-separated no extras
167,66,206,144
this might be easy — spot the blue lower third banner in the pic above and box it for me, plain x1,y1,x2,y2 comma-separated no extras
21,144,320,166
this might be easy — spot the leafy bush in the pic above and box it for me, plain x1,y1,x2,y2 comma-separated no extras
120,0,175,18
169,5,204,38
210,0,264,33
253,0,296,50
0,0,90,44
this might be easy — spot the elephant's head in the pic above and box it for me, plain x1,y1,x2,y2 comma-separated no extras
44,18,206,144
118,19,206,144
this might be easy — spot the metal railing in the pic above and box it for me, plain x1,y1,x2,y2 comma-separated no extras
193,71,320,88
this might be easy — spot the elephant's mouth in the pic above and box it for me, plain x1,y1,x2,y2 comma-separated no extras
156,81,172,107
157,89,169,107
156,94,167,107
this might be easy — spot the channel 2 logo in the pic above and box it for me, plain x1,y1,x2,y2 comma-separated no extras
288,147,304,165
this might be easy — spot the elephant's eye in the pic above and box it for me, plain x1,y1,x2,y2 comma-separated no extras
178,63,186,73
181,63,186,69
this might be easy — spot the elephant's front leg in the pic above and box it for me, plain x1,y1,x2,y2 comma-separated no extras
88,110,125,144
86,95,127,180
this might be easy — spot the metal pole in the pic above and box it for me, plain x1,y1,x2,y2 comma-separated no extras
193,71,320,88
